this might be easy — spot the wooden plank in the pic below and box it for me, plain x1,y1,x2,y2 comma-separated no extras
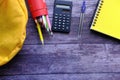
104,44,120,72
25,17,120,45
0,44,115,75
1,74,120,80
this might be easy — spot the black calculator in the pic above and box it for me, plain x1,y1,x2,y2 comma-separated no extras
52,0,73,33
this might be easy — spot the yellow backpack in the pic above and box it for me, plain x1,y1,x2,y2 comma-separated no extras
0,0,28,66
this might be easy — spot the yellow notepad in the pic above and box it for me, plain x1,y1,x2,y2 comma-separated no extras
90,0,120,39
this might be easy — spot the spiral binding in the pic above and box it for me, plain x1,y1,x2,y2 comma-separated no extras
92,0,104,26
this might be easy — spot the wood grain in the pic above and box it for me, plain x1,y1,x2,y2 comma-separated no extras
1,74,120,80
1,44,120,76
0,0,120,80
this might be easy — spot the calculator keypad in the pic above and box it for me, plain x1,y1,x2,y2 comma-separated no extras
52,13,71,33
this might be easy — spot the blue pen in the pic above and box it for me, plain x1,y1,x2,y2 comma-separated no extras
78,0,86,38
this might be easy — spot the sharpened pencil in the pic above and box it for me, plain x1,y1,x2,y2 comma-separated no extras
35,20,44,45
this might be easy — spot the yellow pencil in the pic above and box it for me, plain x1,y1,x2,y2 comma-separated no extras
35,20,44,45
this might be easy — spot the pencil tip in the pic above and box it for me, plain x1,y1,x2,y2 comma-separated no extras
50,32,53,35
41,41,44,45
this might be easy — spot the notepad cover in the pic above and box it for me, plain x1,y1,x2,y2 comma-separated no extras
90,0,120,39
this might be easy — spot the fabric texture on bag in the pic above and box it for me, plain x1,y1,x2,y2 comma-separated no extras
0,0,28,66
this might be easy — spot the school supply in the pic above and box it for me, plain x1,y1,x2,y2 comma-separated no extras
90,0,120,39
0,0,28,66
52,0,73,33
78,0,86,38
35,20,44,45
28,0,53,44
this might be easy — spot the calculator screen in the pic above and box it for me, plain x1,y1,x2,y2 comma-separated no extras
62,9,70,12
56,5,70,9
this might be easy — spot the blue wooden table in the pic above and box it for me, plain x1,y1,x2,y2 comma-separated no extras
0,0,120,80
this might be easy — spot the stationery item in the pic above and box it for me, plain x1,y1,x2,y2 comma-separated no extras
42,15,49,32
90,0,120,39
46,15,53,35
52,0,73,33
28,0,53,44
35,20,44,45
78,0,86,38
28,0,48,19
37,17,43,24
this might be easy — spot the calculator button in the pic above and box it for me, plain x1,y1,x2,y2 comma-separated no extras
67,18,70,20
55,16,58,18
67,21,70,22
63,17,66,19
55,19,57,21
63,20,65,22
63,15,66,16
54,24,57,26
54,23,57,25
59,22,61,24
62,28,65,30
55,22,57,23
54,27,57,29
59,17,62,19
55,14,58,16
67,15,70,17
66,27,69,29
59,20,62,21
59,14,62,16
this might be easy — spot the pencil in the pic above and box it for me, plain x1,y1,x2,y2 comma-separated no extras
35,20,44,45
42,15,49,32
46,15,53,35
